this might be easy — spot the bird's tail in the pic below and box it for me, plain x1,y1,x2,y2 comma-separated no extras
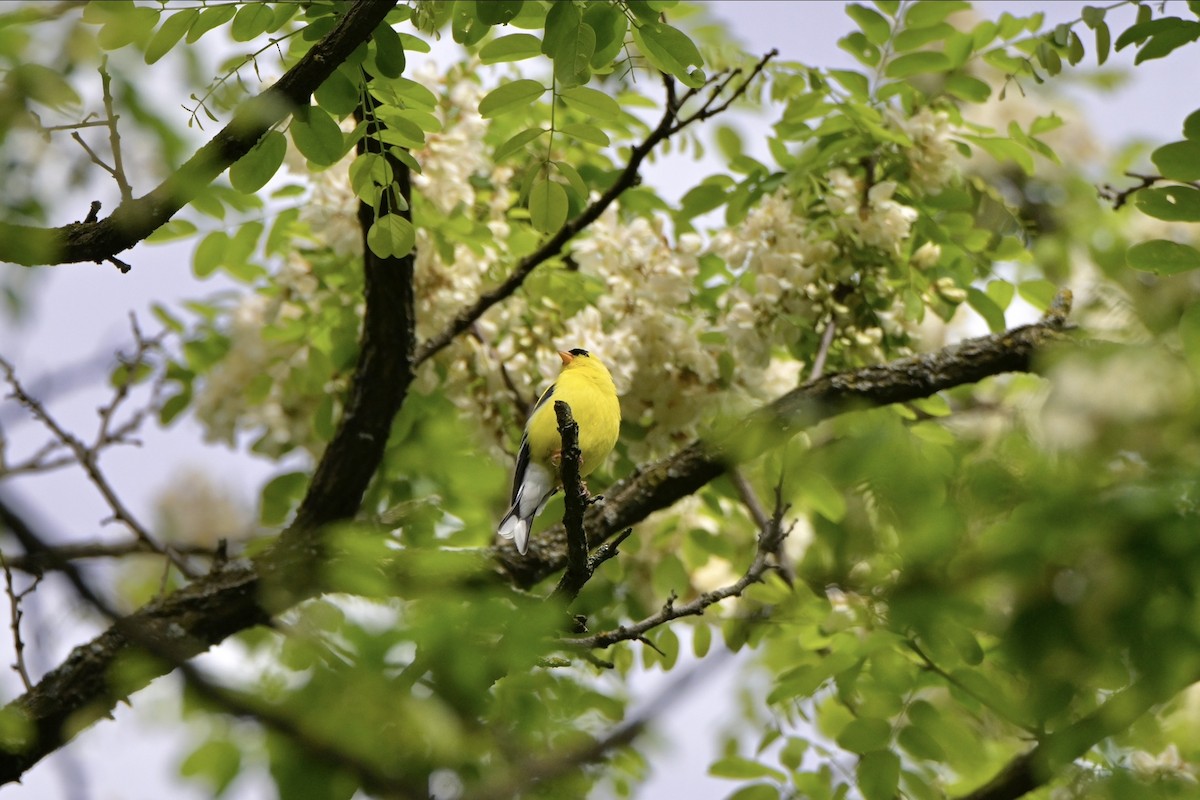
497,506,532,554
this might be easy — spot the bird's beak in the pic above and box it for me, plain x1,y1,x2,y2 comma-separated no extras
558,350,574,365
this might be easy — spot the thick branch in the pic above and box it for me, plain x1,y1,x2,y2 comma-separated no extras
0,73,416,786
0,0,397,267
550,401,590,602
495,292,1074,588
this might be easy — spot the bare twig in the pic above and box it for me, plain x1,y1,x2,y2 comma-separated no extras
0,327,192,577
563,502,789,649
0,553,38,690
99,58,133,203
1097,171,1200,210
810,315,838,381
0,539,227,575
414,49,780,367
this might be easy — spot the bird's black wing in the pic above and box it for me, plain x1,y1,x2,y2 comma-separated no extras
510,382,554,503
530,381,555,416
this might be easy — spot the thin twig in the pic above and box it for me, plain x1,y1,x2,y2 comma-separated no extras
563,506,789,649
810,315,838,381
98,58,133,203
0,553,37,691
0,329,193,578
414,49,780,367
0,539,228,575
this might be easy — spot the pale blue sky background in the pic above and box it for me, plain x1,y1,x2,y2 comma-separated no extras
1,2,1198,799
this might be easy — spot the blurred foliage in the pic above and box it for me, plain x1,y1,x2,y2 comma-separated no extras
6,1,1200,799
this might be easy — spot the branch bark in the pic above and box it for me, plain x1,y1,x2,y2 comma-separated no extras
0,0,398,267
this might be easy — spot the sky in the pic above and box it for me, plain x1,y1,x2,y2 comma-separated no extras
2,2,1199,799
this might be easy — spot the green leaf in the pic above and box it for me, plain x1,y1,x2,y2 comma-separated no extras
828,69,870,99
1127,239,1200,275
1185,109,1200,141
11,64,81,110
1135,21,1200,63
480,33,542,63
261,472,308,526
884,51,951,78
633,22,706,87
314,67,360,117
180,738,242,796
367,213,416,258
495,127,548,161
1095,20,1111,64
586,3,628,67
837,718,891,754
546,5,595,87
1017,279,1058,309
529,178,569,233
542,1,581,56
726,785,780,800
146,219,198,244
846,4,891,46
230,3,274,41
987,278,1015,309
230,131,287,194
945,73,991,102
1178,303,1200,374
708,756,786,782
349,153,394,202
479,79,546,117
145,8,198,64
559,85,621,120
1135,186,1200,221
905,0,969,27
967,287,1006,332
893,22,953,52
290,106,345,166
371,23,406,78
897,724,945,761
187,5,236,43
560,122,609,146
192,231,228,278
1081,5,1106,28
857,750,901,800
477,0,523,26
1151,140,1200,181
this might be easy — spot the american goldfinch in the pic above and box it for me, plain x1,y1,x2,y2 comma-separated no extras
498,348,621,554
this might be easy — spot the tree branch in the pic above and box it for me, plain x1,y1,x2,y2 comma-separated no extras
412,50,779,366
0,0,398,267
550,401,592,603
495,291,1074,588
0,65,418,786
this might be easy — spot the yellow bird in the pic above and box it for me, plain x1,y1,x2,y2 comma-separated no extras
498,348,621,554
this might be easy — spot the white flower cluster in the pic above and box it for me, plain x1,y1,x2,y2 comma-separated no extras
192,254,341,454
895,106,961,191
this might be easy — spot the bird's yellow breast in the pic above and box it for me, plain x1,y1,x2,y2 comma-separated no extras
526,365,621,477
